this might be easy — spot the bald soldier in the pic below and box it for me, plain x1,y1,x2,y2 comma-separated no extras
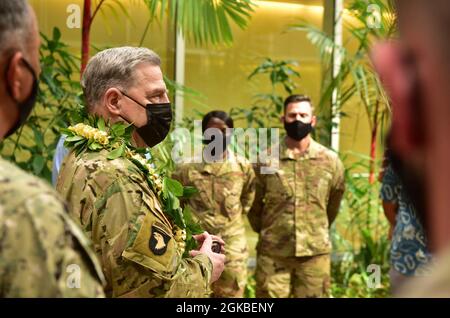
0,0,105,297
56,47,225,298
249,95,345,298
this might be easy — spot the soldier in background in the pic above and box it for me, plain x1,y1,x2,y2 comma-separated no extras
172,111,256,298
249,95,345,298
0,0,105,297
57,47,225,297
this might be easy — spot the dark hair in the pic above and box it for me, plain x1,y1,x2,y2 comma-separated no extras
202,110,234,133
0,0,31,55
283,94,312,113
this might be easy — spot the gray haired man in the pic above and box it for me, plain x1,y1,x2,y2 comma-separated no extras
56,47,225,298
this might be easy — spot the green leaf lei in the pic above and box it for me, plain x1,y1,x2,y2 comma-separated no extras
61,116,203,256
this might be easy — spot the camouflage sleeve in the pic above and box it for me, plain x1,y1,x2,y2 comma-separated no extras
327,157,345,226
0,193,105,298
247,164,265,233
91,177,212,298
240,163,256,216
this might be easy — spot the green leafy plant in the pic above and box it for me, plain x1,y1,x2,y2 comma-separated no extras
144,0,255,46
230,58,300,129
331,228,390,298
331,152,390,298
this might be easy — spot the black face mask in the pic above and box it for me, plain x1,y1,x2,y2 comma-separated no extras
284,120,312,141
120,91,172,148
5,58,39,138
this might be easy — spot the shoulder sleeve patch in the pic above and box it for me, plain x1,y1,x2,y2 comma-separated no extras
122,213,178,277
149,224,171,255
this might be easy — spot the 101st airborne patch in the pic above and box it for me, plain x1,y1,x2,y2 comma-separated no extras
149,225,171,256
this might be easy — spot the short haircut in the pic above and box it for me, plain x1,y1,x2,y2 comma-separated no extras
0,0,32,57
81,46,161,110
283,94,313,113
202,110,234,133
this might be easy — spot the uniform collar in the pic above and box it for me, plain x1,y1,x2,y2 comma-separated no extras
280,137,320,160
200,150,240,174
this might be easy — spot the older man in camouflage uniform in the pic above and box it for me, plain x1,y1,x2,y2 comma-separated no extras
56,47,225,298
249,95,345,298
172,111,256,297
0,0,105,297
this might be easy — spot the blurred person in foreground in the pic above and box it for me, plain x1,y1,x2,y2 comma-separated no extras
0,0,105,297
372,0,450,297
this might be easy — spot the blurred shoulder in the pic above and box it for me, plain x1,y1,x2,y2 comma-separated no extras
0,157,62,210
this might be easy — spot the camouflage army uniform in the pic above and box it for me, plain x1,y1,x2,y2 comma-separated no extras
172,152,256,297
248,139,345,298
0,157,105,297
56,150,212,298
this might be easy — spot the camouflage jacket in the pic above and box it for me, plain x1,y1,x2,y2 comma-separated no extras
56,150,212,298
0,157,105,297
248,138,345,257
172,152,256,237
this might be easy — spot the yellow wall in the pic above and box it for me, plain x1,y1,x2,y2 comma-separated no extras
30,0,173,74
183,1,323,119
29,0,384,162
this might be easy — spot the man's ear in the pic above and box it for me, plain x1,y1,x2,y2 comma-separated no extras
281,115,285,124
372,42,418,159
103,87,122,116
311,115,317,127
6,52,26,102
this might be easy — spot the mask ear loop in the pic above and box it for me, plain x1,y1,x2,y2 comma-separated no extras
117,90,141,127
120,90,147,109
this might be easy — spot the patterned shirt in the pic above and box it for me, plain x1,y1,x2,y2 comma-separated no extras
380,164,432,276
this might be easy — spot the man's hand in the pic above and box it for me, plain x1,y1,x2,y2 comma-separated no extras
190,232,226,283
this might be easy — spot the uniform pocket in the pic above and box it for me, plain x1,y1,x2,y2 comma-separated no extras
265,170,294,201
